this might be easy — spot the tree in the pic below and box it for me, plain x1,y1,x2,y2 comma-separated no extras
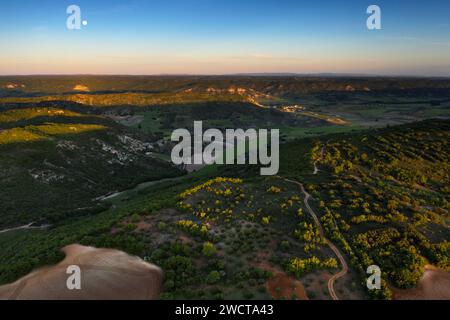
202,242,217,257
206,271,221,284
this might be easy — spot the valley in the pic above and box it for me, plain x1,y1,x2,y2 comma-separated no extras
0,76,448,300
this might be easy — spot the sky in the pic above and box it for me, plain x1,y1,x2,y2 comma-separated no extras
0,0,449,76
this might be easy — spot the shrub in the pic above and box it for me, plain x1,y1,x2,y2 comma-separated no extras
206,270,221,284
202,241,217,257
261,216,271,225
267,186,281,194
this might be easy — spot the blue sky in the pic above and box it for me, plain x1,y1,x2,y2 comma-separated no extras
0,0,449,75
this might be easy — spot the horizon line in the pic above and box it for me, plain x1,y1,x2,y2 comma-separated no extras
0,73,449,79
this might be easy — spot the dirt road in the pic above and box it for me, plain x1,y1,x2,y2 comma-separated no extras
312,147,324,175
280,177,348,300
0,222,49,235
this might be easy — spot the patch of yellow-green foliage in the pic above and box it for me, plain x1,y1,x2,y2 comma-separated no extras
0,108,82,123
0,127,44,144
0,92,246,107
288,256,338,277
175,219,208,236
0,123,106,145
31,123,106,135
178,177,243,200
202,241,217,257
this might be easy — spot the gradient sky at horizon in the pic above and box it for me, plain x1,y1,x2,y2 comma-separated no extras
0,0,449,76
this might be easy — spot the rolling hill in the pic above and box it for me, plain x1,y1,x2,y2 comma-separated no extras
0,76,448,300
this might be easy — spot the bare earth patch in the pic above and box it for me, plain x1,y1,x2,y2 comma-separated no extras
325,117,349,125
301,271,332,300
135,221,153,232
256,250,308,300
333,270,368,300
0,244,163,300
392,265,450,300
266,272,309,300
73,84,90,92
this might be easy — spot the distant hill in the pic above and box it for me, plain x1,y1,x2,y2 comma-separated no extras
1,75,449,97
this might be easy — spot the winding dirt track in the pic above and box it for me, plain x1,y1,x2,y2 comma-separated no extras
280,177,348,300
0,222,49,235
